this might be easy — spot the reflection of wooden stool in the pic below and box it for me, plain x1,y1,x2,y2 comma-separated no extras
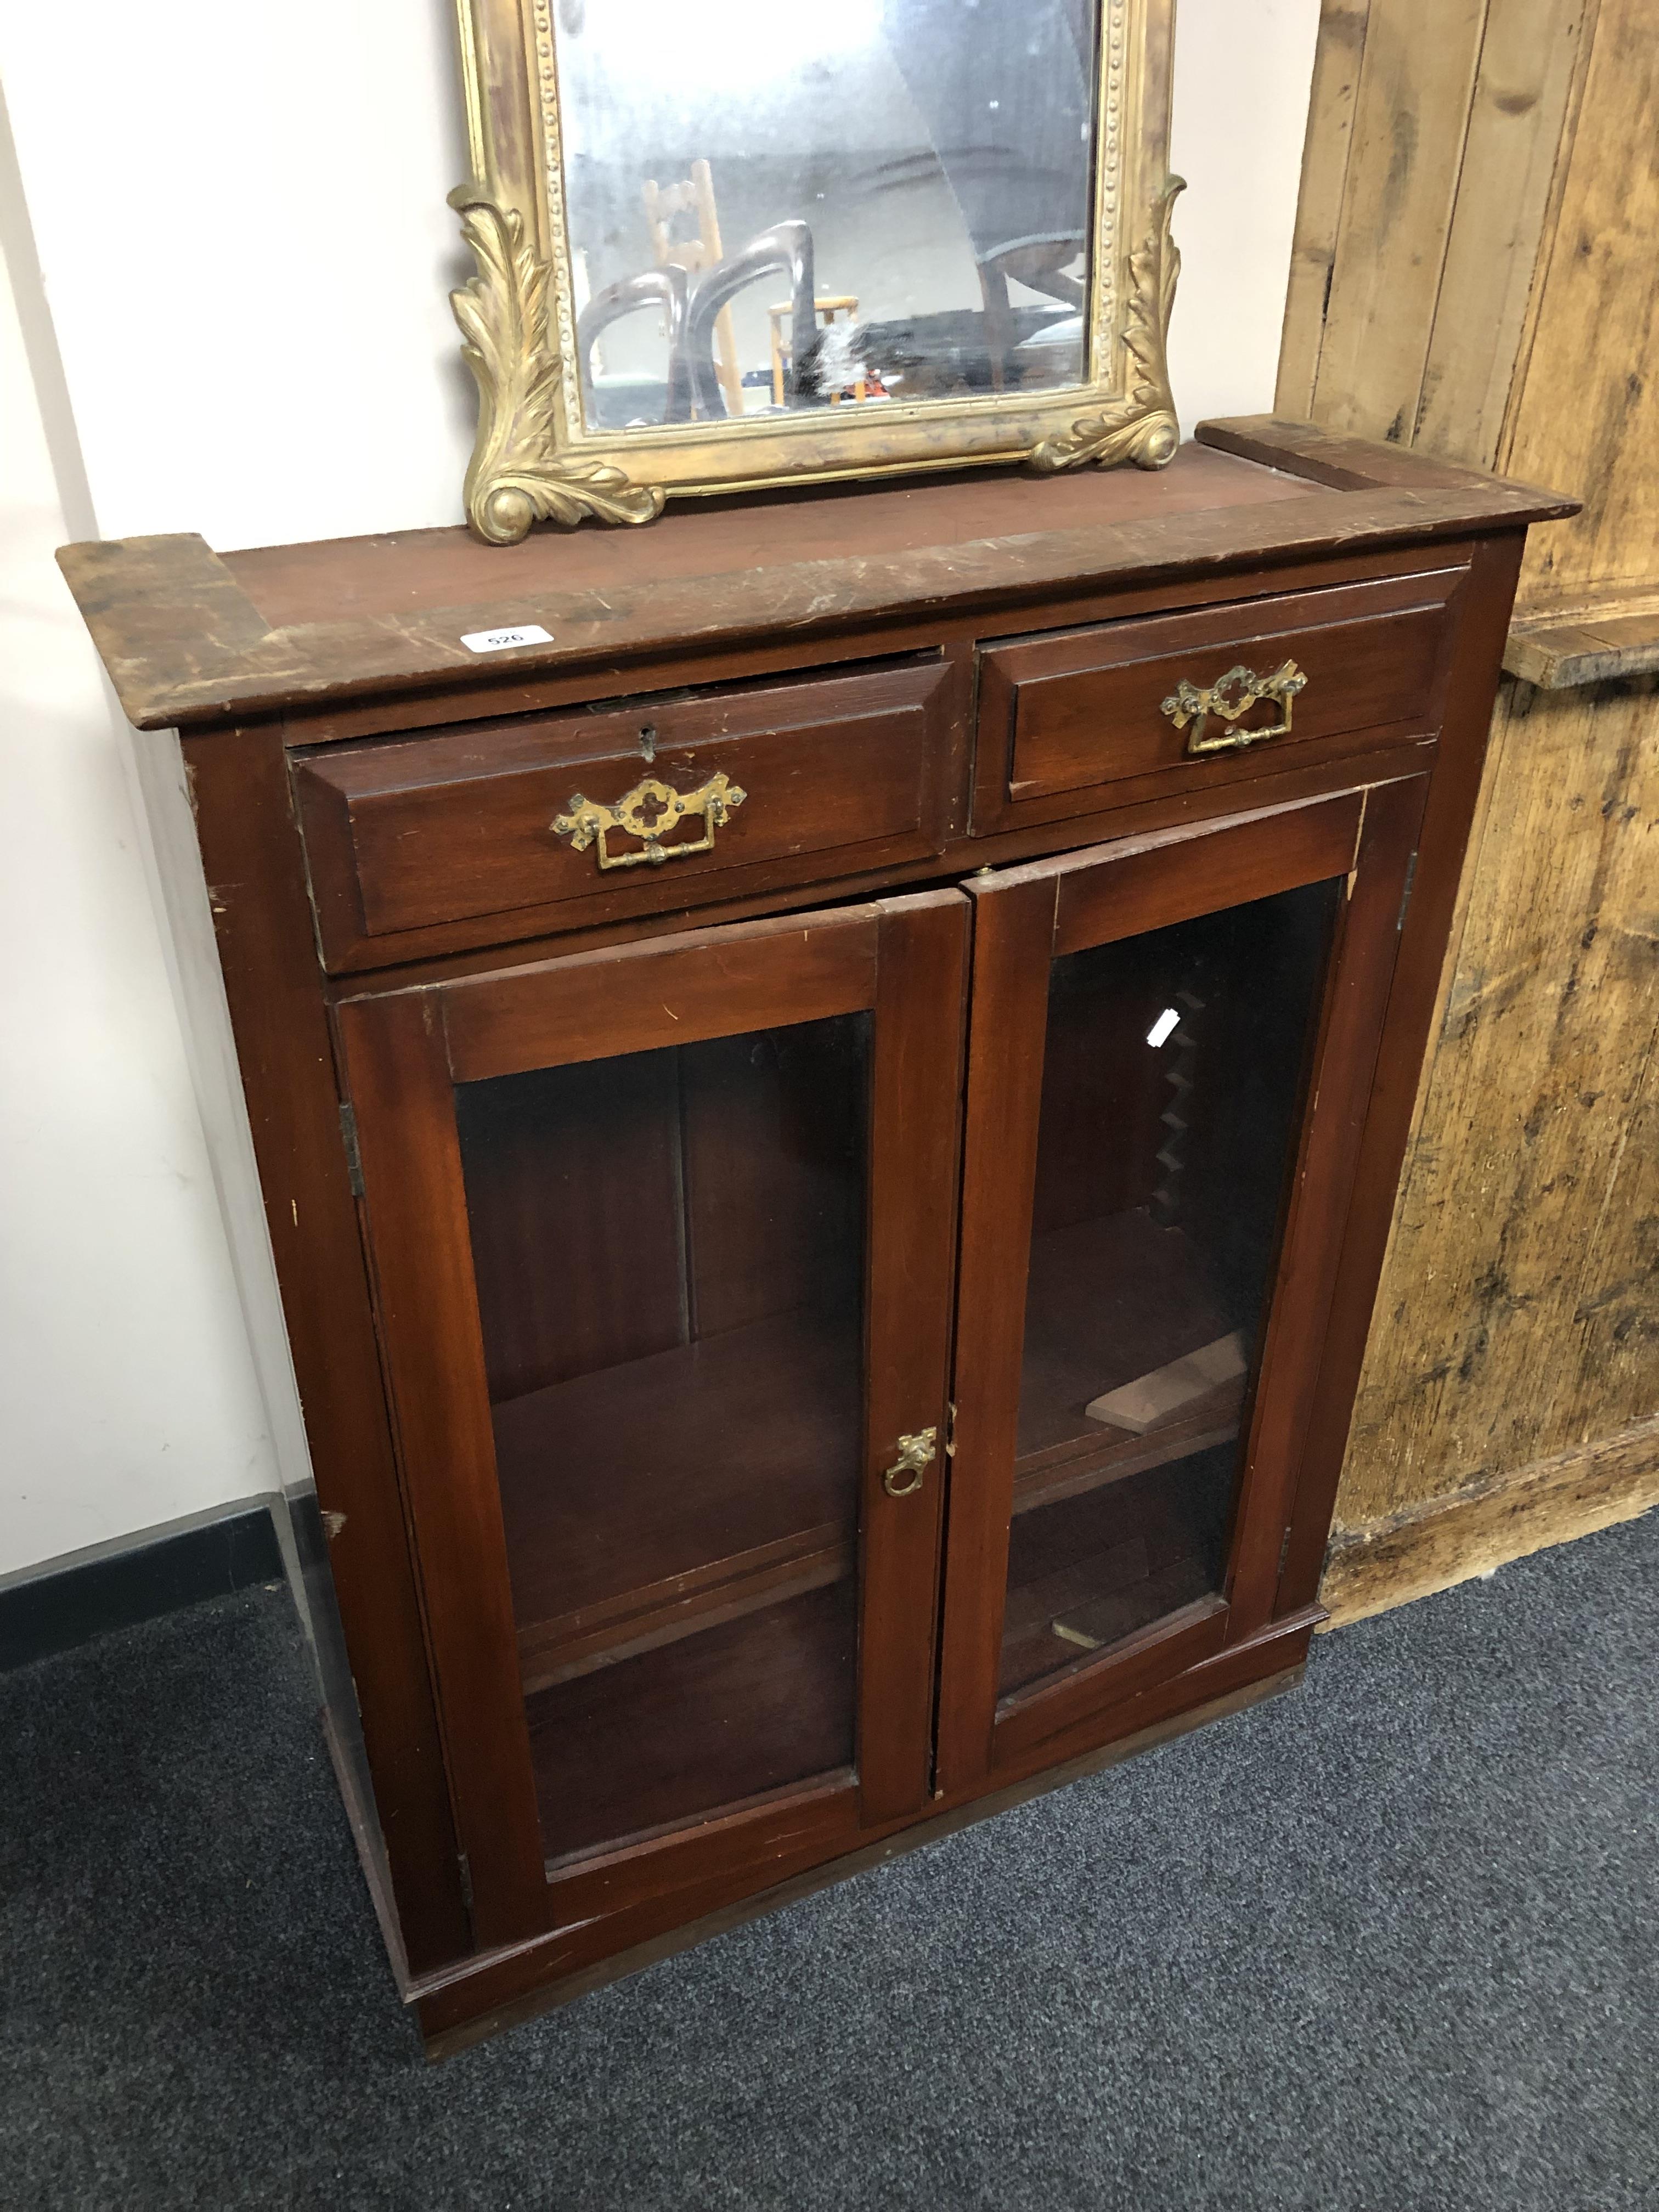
769,295,861,405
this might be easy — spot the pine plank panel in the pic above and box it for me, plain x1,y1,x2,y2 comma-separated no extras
1557,828,1659,1430
1284,0,1658,1596
1414,0,1594,467
1306,0,1491,444
1277,0,1375,419
1324,1414,1659,1624
1335,675,1659,1526
1502,0,1659,606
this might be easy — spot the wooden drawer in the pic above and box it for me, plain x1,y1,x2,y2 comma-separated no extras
295,658,957,966
974,565,1466,830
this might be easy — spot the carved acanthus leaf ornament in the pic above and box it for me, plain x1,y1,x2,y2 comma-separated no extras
449,185,665,544
1029,177,1184,476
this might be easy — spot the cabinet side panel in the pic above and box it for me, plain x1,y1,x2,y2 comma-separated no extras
128,724,409,1965
127,728,312,1586
1280,533,1527,1609
180,723,471,1976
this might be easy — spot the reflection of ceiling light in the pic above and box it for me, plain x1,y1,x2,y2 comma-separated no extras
1146,1007,1181,1048
572,8,882,97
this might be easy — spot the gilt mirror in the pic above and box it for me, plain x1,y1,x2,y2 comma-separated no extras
452,0,1179,539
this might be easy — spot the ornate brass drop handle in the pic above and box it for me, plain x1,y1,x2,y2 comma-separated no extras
882,1427,938,1499
551,770,747,871
1159,658,1308,757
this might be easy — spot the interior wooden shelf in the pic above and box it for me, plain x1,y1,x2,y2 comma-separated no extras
1000,1443,1235,1699
526,1578,858,1866
1014,1208,1246,1516
493,1306,861,1694
1000,1209,1244,1699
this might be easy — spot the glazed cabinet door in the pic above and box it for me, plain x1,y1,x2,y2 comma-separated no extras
936,782,1425,1795
336,894,967,1951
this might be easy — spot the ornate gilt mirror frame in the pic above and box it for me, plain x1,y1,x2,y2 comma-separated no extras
450,0,1181,541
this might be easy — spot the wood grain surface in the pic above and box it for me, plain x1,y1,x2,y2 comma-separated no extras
295,658,954,958
1295,0,1493,447
856,892,970,1822
1324,1414,1659,1623
1506,585,1659,688
1282,0,1657,1597
1503,0,1658,612
1279,0,1595,469
988,566,1462,807
56,428,1570,732
178,726,472,1976
1338,673,1658,1520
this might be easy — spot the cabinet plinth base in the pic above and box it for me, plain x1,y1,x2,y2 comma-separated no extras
415,1613,1318,2061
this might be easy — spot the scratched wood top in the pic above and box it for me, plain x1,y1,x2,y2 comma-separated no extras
56,417,1573,732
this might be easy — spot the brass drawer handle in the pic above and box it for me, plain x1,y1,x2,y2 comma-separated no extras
1160,658,1307,756
882,1427,937,1498
552,770,747,871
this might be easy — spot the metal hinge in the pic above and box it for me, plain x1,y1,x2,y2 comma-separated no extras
457,1851,474,1912
338,1101,365,1199
1278,1527,1294,1580
1396,849,1419,933
945,1402,958,1458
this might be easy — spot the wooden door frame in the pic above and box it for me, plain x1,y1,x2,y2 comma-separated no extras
335,893,968,1951
935,780,1426,1795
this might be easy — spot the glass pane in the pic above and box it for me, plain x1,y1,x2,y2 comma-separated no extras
1001,878,1341,1702
455,1014,870,1866
556,2,1100,430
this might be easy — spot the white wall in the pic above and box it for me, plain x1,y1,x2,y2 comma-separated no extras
0,213,277,1577
0,0,1319,1579
2,1,474,551
1168,0,1323,430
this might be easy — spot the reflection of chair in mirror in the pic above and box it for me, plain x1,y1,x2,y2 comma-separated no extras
684,222,819,420
769,295,862,408
880,0,1093,388
576,266,693,430
978,250,1085,394
642,161,744,421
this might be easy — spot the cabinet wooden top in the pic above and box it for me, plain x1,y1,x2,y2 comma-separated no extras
58,417,1573,733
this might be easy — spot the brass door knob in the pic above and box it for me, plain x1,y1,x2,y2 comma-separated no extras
882,1427,938,1498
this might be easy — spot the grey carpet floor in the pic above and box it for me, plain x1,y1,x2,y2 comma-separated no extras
3,1512,1656,2211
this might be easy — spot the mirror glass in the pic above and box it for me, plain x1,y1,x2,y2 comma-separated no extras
554,0,1102,432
